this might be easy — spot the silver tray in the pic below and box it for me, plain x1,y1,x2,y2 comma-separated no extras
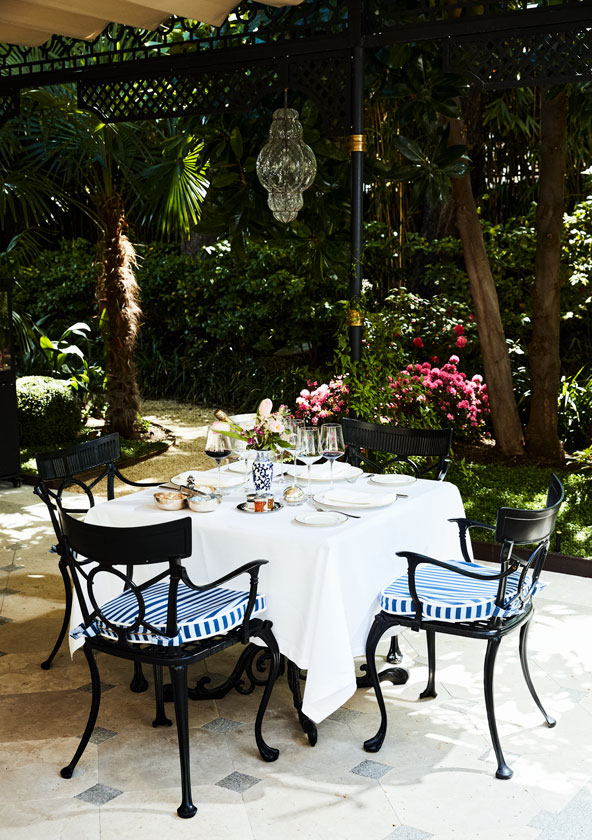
236,501,284,514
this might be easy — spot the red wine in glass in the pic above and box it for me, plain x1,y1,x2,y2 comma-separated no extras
205,427,232,483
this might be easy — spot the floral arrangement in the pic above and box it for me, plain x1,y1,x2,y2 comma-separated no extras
213,399,290,452
294,376,349,426
385,355,489,438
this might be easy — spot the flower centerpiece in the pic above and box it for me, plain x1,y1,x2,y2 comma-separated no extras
213,399,291,491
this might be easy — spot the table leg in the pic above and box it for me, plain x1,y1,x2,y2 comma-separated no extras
286,659,318,747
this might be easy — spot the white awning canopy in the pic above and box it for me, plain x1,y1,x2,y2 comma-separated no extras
0,0,302,47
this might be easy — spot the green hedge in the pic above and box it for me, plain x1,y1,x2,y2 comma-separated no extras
16,375,83,447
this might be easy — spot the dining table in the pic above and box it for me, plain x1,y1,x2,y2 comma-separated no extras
72,462,468,726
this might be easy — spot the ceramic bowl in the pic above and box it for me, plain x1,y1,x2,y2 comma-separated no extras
154,491,187,510
187,494,218,513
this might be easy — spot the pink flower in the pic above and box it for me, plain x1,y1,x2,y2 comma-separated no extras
258,399,273,418
454,324,464,336
449,355,460,364
468,314,475,321
413,337,424,348
456,336,467,349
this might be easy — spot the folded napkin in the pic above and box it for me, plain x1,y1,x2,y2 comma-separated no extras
320,489,396,507
293,462,350,480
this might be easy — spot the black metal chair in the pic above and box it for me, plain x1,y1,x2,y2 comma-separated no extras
363,474,564,780
342,418,453,662
342,418,452,481
58,509,280,819
34,432,160,688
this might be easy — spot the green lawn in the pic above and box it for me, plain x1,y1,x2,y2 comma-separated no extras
448,462,592,559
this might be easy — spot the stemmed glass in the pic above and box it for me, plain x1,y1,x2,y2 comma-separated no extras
204,426,232,485
283,417,304,485
319,423,345,491
299,426,322,499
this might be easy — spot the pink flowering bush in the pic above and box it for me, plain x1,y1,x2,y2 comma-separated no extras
294,376,349,426
385,355,490,439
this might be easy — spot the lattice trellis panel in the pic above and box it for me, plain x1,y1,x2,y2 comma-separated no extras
444,27,592,88
78,52,350,135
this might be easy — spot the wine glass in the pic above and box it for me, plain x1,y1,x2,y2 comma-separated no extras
319,423,345,491
283,417,304,485
299,426,321,499
204,426,232,485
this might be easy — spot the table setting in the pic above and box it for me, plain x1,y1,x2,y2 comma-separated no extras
72,401,468,723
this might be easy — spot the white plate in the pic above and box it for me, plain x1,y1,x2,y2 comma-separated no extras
170,470,244,489
294,511,348,527
369,473,417,486
291,463,363,482
313,490,396,510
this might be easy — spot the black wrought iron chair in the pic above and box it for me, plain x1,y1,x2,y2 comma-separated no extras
58,509,280,819
342,418,453,662
342,418,452,481
363,474,564,780
34,432,160,688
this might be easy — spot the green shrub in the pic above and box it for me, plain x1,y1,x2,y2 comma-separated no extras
16,375,83,447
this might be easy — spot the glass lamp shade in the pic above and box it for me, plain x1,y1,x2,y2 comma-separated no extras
256,107,317,223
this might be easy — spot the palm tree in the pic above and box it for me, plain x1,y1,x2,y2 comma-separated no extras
12,87,208,438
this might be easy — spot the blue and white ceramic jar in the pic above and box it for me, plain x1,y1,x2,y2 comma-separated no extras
251,450,274,491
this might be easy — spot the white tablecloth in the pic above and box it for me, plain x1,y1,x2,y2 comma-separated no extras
75,474,466,722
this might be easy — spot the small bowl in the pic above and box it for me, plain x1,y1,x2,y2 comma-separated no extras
187,494,218,513
154,491,187,511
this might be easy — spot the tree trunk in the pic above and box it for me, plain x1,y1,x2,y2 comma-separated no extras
96,194,142,440
448,115,526,457
525,88,566,463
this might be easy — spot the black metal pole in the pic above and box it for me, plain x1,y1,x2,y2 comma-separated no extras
349,44,364,363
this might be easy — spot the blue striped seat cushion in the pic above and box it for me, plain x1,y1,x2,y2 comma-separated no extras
71,582,266,647
380,557,547,623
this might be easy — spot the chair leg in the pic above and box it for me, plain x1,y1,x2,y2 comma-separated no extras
169,664,197,819
419,630,437,699
152,664,172,728
41,558,72,670
484,638,512,780
129,661,148,693
61,645,101,779
363,616,391,753
386,634,403,664
254,624,281,762
519,621,556,728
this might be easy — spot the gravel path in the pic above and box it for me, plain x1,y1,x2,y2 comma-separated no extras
105,400,221,496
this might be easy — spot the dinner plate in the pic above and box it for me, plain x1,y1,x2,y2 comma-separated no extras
170,470,244,489
294,511,348,527
291,463,363,482
313,490,397,510
369,473,417,486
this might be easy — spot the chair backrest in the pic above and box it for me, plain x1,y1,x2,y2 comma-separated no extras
59,508,193,642
341,418,453,480
36,432,121,493
34,433,124,527
495,473,564,547
493,474,564,611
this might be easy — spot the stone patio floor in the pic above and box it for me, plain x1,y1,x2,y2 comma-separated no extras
1,407,591,839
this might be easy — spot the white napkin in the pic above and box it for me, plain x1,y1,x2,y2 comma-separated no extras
293,462,350,480
320,489,396,507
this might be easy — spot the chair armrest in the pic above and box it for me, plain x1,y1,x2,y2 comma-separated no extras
112,467,161,489
180,560,269,644
449,517,495,563
436,458,451,481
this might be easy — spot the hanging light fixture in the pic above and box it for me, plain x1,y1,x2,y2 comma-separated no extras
256,91,317,224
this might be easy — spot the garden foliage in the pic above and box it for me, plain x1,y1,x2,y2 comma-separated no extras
16,375,83,446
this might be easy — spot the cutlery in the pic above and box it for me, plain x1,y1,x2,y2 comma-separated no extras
313,503,361,519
